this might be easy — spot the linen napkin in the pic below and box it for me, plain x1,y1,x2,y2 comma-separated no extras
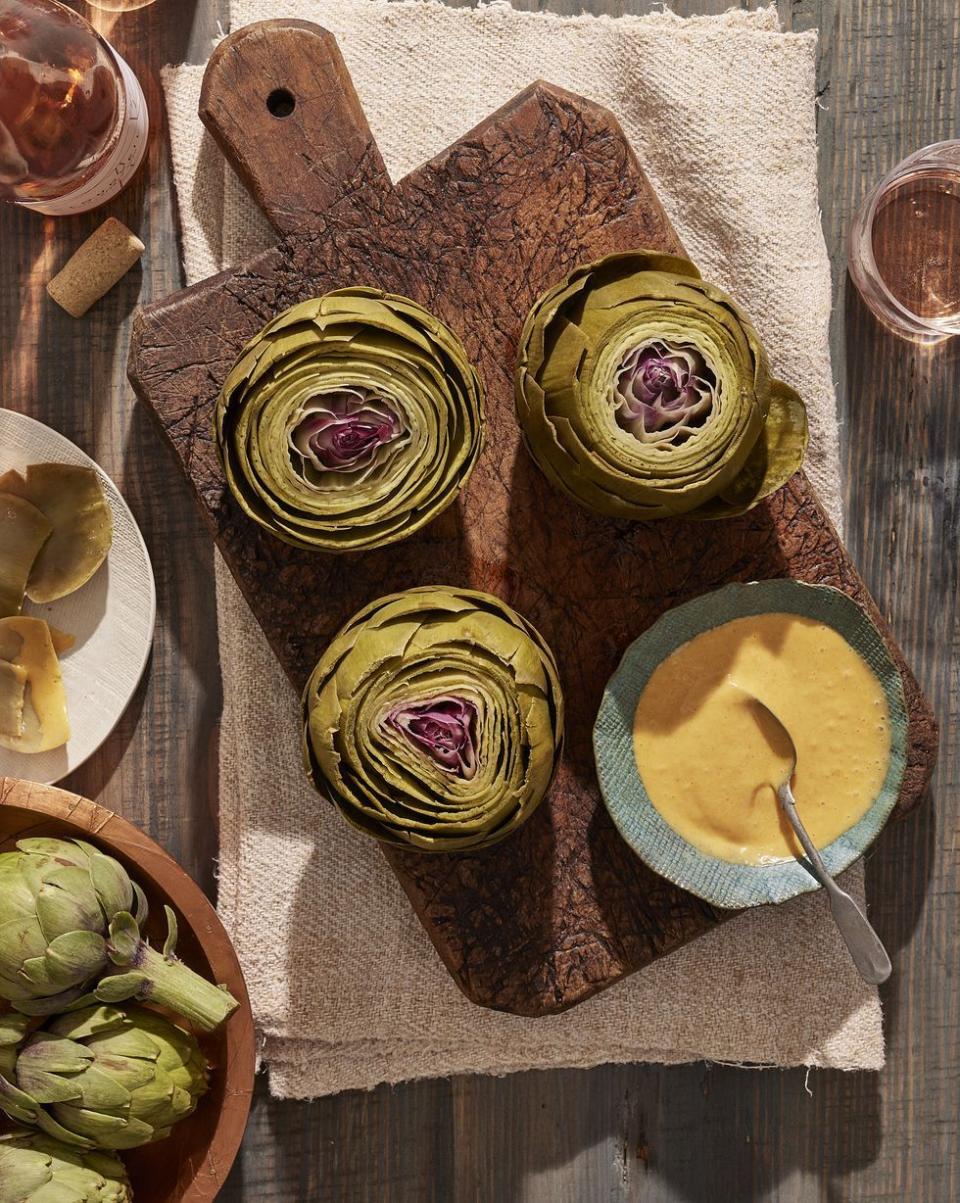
161,0,882,1099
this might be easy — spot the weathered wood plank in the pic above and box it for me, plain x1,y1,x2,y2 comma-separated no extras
1,1,956,1200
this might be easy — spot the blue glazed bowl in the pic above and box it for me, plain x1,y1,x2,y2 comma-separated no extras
593,580,908,909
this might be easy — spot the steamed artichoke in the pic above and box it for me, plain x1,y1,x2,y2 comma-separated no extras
0,838,238,1031
302,586,564,851
216,289,485,552
515,250,808,520
0,1129,131,1202
0,1005,207,1151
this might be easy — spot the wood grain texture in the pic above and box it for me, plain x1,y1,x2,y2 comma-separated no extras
127,19,935,1019
0,776,255,1202
1,1,956,1200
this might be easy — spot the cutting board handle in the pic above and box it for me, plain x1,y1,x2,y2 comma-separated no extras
199,20,394,237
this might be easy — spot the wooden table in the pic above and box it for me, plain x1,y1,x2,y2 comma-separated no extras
2,1,956,1198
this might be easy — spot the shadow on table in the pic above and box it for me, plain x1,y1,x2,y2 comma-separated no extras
219,1058,882,1202
841,274,949,1063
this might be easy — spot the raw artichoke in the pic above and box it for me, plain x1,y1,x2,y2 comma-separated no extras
515,250,808,520
0,1004,207,1151
0,838,238,1031
302,586,564,851
0,1128,131,1202
216,289,485,552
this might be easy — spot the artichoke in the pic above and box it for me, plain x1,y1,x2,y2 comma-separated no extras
302,586,564,851
0,1005,207,1151
515,250,808,520
0,1129,131,1202
0,838,238,1032
216,288,485,552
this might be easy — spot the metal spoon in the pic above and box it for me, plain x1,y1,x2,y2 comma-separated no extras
747,695,892,985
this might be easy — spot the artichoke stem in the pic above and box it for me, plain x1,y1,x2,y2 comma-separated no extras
110,943,239,1032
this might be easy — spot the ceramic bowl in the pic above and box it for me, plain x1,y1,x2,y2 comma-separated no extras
593,580,908,909
0,409,156,786
0,776,255,1202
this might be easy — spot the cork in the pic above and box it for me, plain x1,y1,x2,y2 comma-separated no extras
47,217,145,318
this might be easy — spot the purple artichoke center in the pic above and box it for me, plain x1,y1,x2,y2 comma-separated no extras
385,696,478,779
613,340,716,443
290,387,404,474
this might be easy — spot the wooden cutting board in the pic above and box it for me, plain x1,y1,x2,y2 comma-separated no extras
128,19,937,1017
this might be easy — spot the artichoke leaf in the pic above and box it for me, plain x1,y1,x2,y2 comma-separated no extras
5,988,93,1018
35,931,108,987
0,1073,43,1125
92,972,150,1004
0,917,43,981
87,853,136,923
162,904,179,960
16,1037,90,1082
16,838,88,862
692,379,809,519
61,1066,134,1109
45,1007,121,1043
103,912,140,964
0,1012,31,1049
31,1109,97,1149
0,493,51,618
35,869,104,938
0,659,27,740
0,619,69,754
0,465,112,603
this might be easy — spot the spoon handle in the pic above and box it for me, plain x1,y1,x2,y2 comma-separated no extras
778,785,892,985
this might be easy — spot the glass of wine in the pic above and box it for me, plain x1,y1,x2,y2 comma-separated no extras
0,0,148,215
848,140,960,345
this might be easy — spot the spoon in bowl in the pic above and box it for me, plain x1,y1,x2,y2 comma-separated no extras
747,694,892,985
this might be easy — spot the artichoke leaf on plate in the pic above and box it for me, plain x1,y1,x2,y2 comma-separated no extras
0,465,113,603
47,626,76,656
515,249,809,521
0,493,52,618
0,617,69,753
0,658,27,741
303,586,564,852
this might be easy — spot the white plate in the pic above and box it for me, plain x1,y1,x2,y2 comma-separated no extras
0,409,156,784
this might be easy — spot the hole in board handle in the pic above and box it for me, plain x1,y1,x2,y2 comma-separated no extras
266,89,296,118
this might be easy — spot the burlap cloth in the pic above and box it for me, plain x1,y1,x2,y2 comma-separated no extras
161,0,883,1099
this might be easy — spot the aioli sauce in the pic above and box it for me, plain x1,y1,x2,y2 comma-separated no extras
632,613,890,864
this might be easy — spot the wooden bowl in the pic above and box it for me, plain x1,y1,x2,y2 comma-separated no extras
0,776,256,1202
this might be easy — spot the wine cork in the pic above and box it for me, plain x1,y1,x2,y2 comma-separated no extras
46,217,145,318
